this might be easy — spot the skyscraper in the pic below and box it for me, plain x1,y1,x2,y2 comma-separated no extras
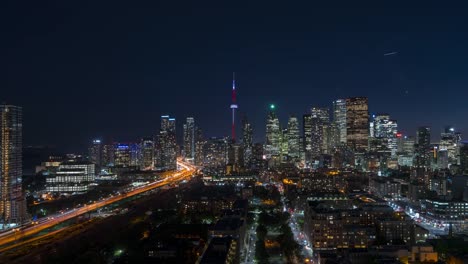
114,143,131,167
140,137,154,170
310,107,330,156
287,116,300,161
183,117,195,160
102,143,115,167
416,126,431,168
440,126,461,166
346,97,369,152
0,105,27,225
303,114,312,165
372,114,398,156
265,104,281,159
158,115,177,170
242,117,253,167
310,114,323,157
88,139,102,167
194,127,205,166
333,99,347,144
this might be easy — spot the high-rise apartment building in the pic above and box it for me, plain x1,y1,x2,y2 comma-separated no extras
242,117,253,167
204,137,228,168
310,115,323,157
194,127,205,166
183,117,195,160
346,97,369,152
0,105,27,225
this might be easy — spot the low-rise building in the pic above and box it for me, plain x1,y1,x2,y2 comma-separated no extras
45,162,95,194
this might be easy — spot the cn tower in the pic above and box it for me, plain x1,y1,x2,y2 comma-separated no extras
230,72,238,141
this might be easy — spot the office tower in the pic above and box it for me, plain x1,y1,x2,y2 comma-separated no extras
287,116,300,161
88,139,102,167
416,126,431,168
397,134,415,155
159,115,177,170
372,114,398,156
0,105,27,225
333,99,347,144
242,117,253,167
346,97,369,152
396,133,415,167
114,143,131,167
140,137,154,170
303,114,313,165
230,73,238,141
440,126,461,166
46,161,95,194
311,107,330,124
183,117,195,160
265,104,281,159
310,107,330,157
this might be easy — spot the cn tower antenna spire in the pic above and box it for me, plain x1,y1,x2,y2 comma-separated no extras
230,72,238,141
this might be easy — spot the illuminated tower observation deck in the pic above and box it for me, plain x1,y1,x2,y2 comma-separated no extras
230,72,238,141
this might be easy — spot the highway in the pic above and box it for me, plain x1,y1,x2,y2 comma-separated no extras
0,160,196,249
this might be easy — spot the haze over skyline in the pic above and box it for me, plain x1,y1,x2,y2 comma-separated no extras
2,2,468,152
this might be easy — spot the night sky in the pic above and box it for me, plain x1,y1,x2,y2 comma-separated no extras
2,2,468,152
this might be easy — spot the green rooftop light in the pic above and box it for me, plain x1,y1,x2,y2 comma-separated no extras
270,104,275,110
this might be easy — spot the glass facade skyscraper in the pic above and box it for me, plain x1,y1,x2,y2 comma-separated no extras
265,105,281,159
159,116,177,170
286,116,300,161
346,97,369,152
333,99,347,144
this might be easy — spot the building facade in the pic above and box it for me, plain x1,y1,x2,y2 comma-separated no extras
0,105,27,225
333,99,347,144
346,97,369,152
183,117,195,160
46,162,96,194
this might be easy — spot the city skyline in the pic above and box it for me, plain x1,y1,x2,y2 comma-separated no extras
2,3,468,152
2,3,468,263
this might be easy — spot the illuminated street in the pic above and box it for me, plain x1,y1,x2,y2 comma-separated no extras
0,160,196,249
